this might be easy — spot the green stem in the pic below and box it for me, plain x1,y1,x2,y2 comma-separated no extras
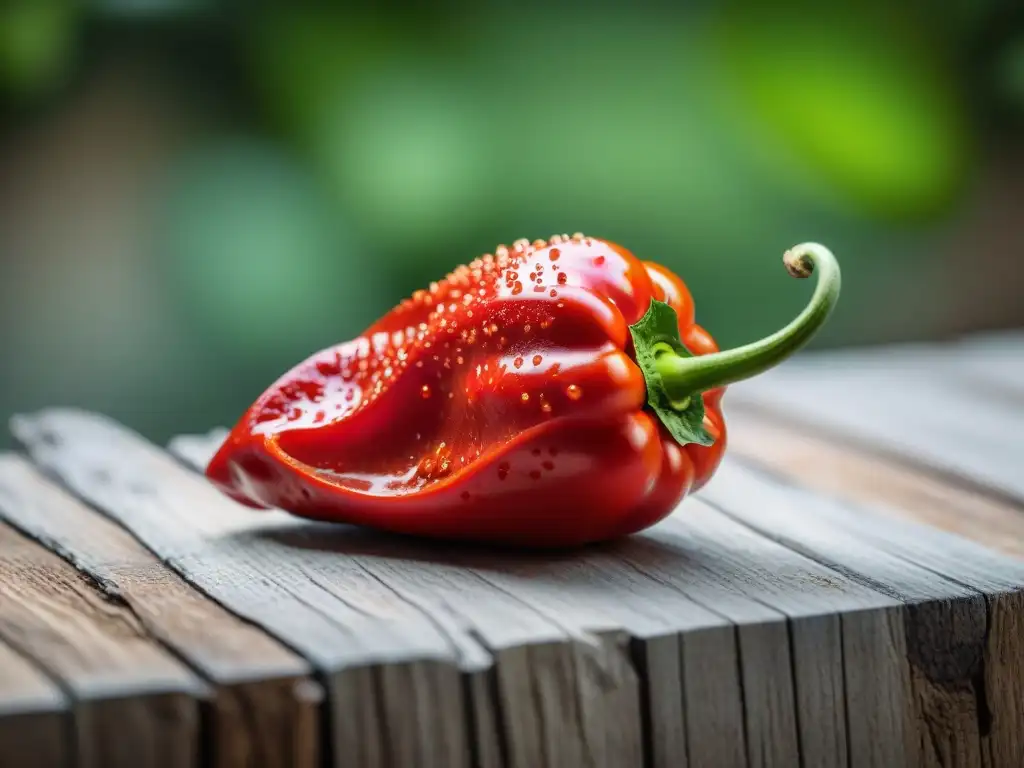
654,242,841,399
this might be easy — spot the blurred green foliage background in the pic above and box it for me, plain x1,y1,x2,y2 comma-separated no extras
1,0,1023,447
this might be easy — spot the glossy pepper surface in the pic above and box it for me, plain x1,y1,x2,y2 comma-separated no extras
206,234,840,547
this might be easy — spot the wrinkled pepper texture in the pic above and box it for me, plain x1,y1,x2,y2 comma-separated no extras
207,234,840,547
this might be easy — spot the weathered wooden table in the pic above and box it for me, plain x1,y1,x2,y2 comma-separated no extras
1,331,1023,768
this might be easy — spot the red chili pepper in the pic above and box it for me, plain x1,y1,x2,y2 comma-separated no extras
206,234,840,547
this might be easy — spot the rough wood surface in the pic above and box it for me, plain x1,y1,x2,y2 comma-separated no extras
170,427,726,768
640,502,907,768
702,458,1024,768
12,410,473,768
797,491,1024,768
725,407,1024,559
25,409,738,768
727,344,1024,504
0,516,203,768
0,453,322,768
0,640,68,768
172,427,911,768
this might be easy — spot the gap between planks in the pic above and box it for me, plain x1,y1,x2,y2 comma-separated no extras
700,457,1024,768
0,453,322,768
0,511,204,768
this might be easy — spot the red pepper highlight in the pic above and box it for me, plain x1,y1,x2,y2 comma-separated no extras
206,234,840,547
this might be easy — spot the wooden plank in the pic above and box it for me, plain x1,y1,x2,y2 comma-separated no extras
725,407,1024,559
727,344,1024,503
435,548,718,768
721,450,1024,768
701,458,1023,768
172,428,737,768
723,348,1024,768
0,453,322,768
174,426,910,768
24,407,1011,767
620,501,911,768
12,410,473,768
815,505,1024,768
0,640,69,768
237,522,652,768
170,428,736,768
0,518,203,768
17,409,678,768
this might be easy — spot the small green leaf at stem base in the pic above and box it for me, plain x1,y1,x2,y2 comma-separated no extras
628,299,716,448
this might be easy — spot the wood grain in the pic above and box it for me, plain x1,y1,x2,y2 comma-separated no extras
12,409,472,768
720,432,1024,768
621,501,907,768
240,523,656,768
724,406,1024,559
13,396,1024,768
0,640,68,768
0,518,202,768
171,426,913,768
171,425,895,767
19,409,697,768
0,453,321,768
702,458,1024,768
788,486,1024,768
170,428,732,768
727,344,1024,504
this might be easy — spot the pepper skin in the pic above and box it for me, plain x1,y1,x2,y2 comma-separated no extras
206,234,840,547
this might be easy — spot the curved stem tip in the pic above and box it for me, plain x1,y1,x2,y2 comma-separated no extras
655,242,841,399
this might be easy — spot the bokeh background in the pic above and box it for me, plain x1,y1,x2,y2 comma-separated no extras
2,0,1023,448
